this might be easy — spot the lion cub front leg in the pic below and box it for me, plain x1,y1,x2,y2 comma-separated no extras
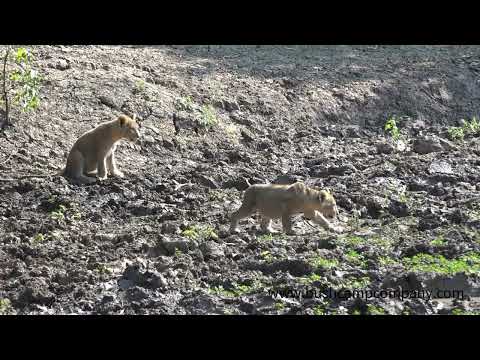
282,212,296,235
107,151,124,178
311,210,343,233
97,154,108,181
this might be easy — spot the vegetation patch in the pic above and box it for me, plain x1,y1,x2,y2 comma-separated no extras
403,252,480,275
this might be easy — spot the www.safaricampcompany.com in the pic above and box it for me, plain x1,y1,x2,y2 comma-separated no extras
268,287,465,301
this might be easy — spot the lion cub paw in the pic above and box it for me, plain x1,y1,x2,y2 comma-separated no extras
229,227,241,235
112,170,125,178
331,226,344,234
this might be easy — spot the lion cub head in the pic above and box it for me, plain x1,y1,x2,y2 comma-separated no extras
317,190,338,219
118,115,140,142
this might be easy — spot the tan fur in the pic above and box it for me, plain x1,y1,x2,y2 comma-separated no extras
0,115,140,183
230,182,342,235
63,115,140,184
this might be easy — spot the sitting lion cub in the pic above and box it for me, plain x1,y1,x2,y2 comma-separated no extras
64,115,140,184
230,182,343,235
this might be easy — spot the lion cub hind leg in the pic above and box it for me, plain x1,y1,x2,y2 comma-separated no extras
66,150,97,184
260,217,276,234
230,202,256,234
282,213,296,235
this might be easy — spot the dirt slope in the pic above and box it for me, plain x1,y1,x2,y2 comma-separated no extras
0,45,479,315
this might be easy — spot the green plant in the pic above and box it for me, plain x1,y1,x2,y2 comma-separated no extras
50,205,67,221
461,116,480,134
0,298,13,315
32,233,46,243
176,95,195,112
209,281,261,298
448,116,480,142
378,256,397,267
260,250,274,262
338,276,371,289
95,264,112,275
274,302,285,311
310,256,339,270
430,237,446,246
399,192,409,204
181,224,218,241
367,304,386,315
384,116,401,141
174,248,183,257
258,233,287,242
403,252,480,275
447,127,464,142
313,305,326,315
133,79,146,93
345,250,367,267
300,273,323,285
1,47,42,129
451,308,480,315
199,104,219,129
342,235,365,246
258,233,275,242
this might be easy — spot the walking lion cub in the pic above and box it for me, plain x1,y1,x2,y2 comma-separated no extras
230,182,343,235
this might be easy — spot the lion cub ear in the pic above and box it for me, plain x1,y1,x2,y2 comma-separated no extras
118,115,127,128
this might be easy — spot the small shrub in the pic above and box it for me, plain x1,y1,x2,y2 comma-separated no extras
384,116,401,141
181,224,218,241
0,298,13,315
1,47,42,129
447,127,464,142
175,95,195,112
199,104,219,129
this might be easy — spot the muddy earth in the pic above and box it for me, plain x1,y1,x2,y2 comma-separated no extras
1,45,480,315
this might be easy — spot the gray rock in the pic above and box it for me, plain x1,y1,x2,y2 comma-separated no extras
99,95,121,110
162,139,175,150
148,271,168,289
172,111,199,132
240,128,255,142
118,279,135,290
161,238,192,255
428,160,453,174
197,175,219,189
53,59,70,70
376,141,395,154
223,99,241,112
438,138,456,151
142,135,156,145
160,222,180,235
126,286,149,302
273,174,303,185
366,196,388,218
389,199,409,217
222,176,251,191
230,111,254,126
413,136,444,154
310,164,356,178
199,241,225,260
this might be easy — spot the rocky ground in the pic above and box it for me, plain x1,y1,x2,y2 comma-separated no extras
0,45,480,315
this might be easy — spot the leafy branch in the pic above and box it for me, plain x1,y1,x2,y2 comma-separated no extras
1,47,41,130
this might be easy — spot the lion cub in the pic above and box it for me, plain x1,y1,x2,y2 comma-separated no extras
64,115,140,184
230,182,342,235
